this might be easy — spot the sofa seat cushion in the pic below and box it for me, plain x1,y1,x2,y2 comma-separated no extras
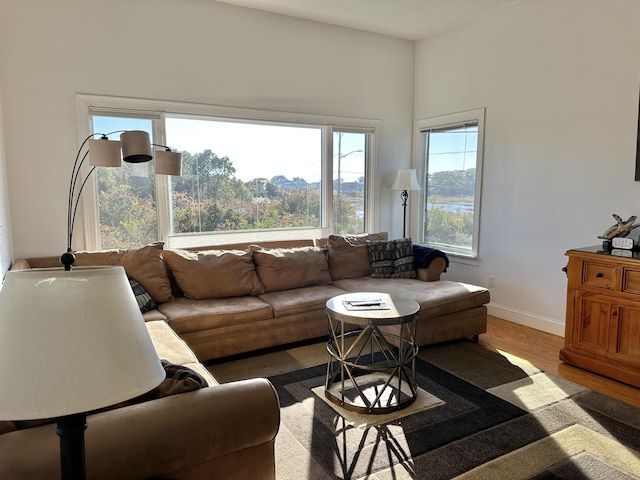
157,296,273,335
145,320,217,386
331,277,490,317
259,285,347,318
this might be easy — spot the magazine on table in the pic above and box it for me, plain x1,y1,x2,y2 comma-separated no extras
342,296,390,311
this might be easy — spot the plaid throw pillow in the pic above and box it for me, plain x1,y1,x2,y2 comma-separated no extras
129,277,157,313
367,238,417,279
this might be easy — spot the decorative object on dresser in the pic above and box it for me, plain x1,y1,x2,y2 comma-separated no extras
0,266,165,480
391,168,421,238
597,213,640,240
62,130,182,271
561,246,640,388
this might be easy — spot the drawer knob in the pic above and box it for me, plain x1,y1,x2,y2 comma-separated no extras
596,272,604,278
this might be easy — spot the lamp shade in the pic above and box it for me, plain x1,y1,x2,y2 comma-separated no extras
0,266,165,420
391,169,421,191
120,130,153,163
154,149,182,176
88,138,122,167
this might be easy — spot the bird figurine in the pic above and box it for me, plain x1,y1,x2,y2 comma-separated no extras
598,214,640,239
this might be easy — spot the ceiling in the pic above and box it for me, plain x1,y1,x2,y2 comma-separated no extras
215,0,521,40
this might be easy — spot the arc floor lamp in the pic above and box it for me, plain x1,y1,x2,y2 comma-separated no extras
62,129,182,270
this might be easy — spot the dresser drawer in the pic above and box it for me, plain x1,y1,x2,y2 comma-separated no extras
582,261,616,289
622,268,640,294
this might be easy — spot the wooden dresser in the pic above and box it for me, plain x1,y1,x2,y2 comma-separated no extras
561,246,640,387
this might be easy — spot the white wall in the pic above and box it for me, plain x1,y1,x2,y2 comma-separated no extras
0,0,414,259
415,0,640,334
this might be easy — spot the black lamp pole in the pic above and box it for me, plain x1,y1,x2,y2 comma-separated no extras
400,189,409,238
56,413,87,480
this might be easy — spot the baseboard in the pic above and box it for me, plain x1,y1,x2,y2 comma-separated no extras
487,303,565,337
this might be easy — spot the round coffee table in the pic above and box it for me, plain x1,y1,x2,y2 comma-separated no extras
325,292,420,414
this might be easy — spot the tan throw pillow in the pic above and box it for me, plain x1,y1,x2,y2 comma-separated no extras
251,246,331,292
74,242,174,304
327,232,389,280
162,249,264,300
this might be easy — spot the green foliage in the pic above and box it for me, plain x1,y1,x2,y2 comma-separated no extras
98,149,366,247
425,195,473,249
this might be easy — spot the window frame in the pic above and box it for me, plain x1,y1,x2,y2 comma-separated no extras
76,94,379,250
413,108,485,264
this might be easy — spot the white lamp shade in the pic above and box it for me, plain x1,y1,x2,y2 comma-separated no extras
120,130,153,163
391,169,421,191
88,138,122,167
0,266,165,420
154,150,182,176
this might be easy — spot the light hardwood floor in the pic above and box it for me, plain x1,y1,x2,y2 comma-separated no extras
480,315,640,409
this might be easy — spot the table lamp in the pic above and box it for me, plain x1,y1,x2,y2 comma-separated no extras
391,168,421,238
0,266,165,480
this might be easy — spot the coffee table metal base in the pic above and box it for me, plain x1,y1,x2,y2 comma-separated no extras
325,319,418,415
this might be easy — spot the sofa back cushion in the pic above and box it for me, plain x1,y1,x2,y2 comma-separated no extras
163,249,264,300
74,242,174,304
327,232,388,280
251,246,331,292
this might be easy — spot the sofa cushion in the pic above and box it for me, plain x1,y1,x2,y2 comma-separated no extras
157,296,273,335
327,232,388,280
331,277,490,318
162,249,264,300
367,238,417,279
145,320,217,386
251,246,331,293
74,242,174,304
259,284,347,318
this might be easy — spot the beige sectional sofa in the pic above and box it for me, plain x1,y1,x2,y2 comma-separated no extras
11,233,490,361
3,232,489,478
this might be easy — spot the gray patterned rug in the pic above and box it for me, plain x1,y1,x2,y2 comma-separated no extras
269,340,640,480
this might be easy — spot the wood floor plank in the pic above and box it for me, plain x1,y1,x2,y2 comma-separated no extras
480,316,640,408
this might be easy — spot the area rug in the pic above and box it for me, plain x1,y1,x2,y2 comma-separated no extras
269,340,640,480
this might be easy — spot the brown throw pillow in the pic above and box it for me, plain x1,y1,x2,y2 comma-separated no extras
251,245,331,292
162,249,264,300
327,232,389,280
74,242,174,304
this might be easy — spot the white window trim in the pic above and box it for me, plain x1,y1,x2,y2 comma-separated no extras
413,108,485,265
76,94,379,250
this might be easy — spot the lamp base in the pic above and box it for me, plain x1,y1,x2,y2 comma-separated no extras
60,250,76,271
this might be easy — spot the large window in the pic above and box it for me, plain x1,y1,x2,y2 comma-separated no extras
80,96,376,250
416,109,485,260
